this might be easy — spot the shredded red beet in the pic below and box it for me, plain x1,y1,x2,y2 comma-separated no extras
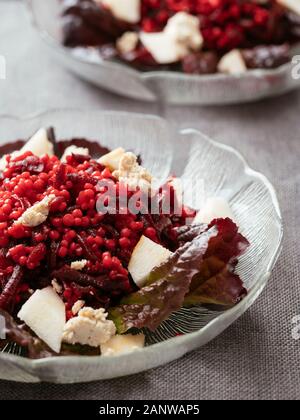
0,135,188,316
0,266,23,310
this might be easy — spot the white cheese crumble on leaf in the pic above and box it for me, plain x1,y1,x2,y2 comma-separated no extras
101,334,145,356
18,287,66,353
16,194,55,227
128,235,172,288
63,307,116,347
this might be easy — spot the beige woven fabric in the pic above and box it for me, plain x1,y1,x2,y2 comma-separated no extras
0,0,300,400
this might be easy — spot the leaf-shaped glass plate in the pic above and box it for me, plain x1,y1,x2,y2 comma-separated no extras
27,0,300,105
0,110,282,383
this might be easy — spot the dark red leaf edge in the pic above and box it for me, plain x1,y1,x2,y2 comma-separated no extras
178,218,250,307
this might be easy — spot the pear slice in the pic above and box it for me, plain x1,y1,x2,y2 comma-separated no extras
128,235,172,288
20,128,54,157
61,145,89,163
101,334,145,356
218,49,247,75
98,147,126,171
193,197,235,225
0,128,54,172
277,0,300,15
18,287,66,353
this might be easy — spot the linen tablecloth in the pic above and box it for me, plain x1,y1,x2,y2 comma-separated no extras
0,0,300,400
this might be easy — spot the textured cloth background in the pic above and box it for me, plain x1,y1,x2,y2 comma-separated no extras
0,0,300,400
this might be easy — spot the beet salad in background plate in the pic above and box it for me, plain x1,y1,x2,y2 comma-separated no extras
61,0,300,75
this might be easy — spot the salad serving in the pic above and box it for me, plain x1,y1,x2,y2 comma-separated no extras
61,0,300,75
0,127,250,358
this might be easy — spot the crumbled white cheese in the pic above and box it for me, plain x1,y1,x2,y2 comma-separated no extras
63,307,116,347
70,259,88,271
277,0,300,15
101,334,145,356
61,145,89,163
218,49,247,75
117,31,139,54
51,279,63,294
113,152,153,192
95,0,141,23
140,12,203,64
72,300,86,316
164,12,203,50
98,147,126,171
16,194,55,227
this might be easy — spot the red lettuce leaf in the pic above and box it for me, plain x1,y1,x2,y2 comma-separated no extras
179,219,249,307
109,218,250,334
109,228,219,333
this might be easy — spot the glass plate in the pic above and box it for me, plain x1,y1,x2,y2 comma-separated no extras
0,110,283,383
27,0,300,105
